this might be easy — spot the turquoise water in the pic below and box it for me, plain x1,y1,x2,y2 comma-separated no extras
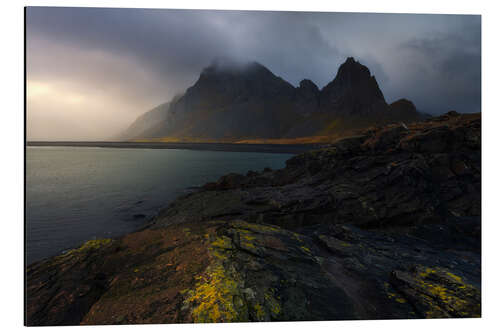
26,147,292,264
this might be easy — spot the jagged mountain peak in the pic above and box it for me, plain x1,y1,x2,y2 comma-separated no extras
333,57,373,85
186,58,295,109
319,57,386,114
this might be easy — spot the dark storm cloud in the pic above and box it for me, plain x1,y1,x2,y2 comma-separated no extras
26,7,480,140
396,21,481,113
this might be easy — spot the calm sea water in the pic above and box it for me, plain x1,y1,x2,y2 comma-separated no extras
26,147,292,264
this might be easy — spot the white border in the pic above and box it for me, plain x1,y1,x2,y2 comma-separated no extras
2,0,499,332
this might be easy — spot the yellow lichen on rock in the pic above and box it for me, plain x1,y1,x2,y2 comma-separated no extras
211,236,233,249
300,245,311,254
264,291,282,317
395,266,480,318
253,303,266,321
231,220,281,234
184,262,247,323
445,271,464,284
182,233,249,323
64,239,113,256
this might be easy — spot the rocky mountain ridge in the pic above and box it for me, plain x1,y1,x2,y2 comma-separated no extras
118,57,425,141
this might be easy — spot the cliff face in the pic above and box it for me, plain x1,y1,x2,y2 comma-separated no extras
145,61,302,140
26,112,481,325
120,58,425,141
319,57,387,115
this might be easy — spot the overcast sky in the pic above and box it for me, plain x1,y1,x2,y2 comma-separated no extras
26,7,481,140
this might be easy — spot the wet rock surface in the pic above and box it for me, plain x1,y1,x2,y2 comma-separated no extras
26,112,481,325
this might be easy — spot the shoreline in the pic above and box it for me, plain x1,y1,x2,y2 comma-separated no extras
25,144,294,265
26,141,321,154
26,113,482,324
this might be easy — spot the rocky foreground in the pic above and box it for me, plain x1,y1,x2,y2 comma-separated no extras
26,112,481,325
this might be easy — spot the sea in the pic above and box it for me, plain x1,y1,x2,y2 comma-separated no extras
26,146,293,265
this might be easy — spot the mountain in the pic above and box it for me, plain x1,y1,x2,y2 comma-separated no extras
114,102,170,141
119,57,426,142
319,57,387,115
